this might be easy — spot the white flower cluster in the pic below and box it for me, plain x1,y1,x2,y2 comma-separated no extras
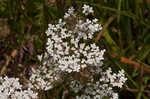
28,4,104,94
70,68,127,99
28,5,104,93
45,6,104,73
0,76,38,99
82,4,94,15
100,68,127,88
64,4,93,19
64,7,76,18
27,4,127,99
29,53,61,91
0,4,127,99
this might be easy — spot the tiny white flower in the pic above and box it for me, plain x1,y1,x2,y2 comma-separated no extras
82,4,94,15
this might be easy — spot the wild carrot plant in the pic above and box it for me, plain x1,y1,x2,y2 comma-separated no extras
0,4,127,99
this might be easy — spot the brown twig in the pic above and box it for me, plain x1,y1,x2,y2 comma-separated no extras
125,85,139,92
111,52,150,74
96,15,116,42
0,49,17,76
125,85,150,94
120,57,150,74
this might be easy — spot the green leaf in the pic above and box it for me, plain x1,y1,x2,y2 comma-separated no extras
103,30,119,52
136,45,150,61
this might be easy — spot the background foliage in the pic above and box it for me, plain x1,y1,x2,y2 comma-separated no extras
0,0,150,99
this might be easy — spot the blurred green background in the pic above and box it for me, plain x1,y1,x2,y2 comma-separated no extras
0,0,150,99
